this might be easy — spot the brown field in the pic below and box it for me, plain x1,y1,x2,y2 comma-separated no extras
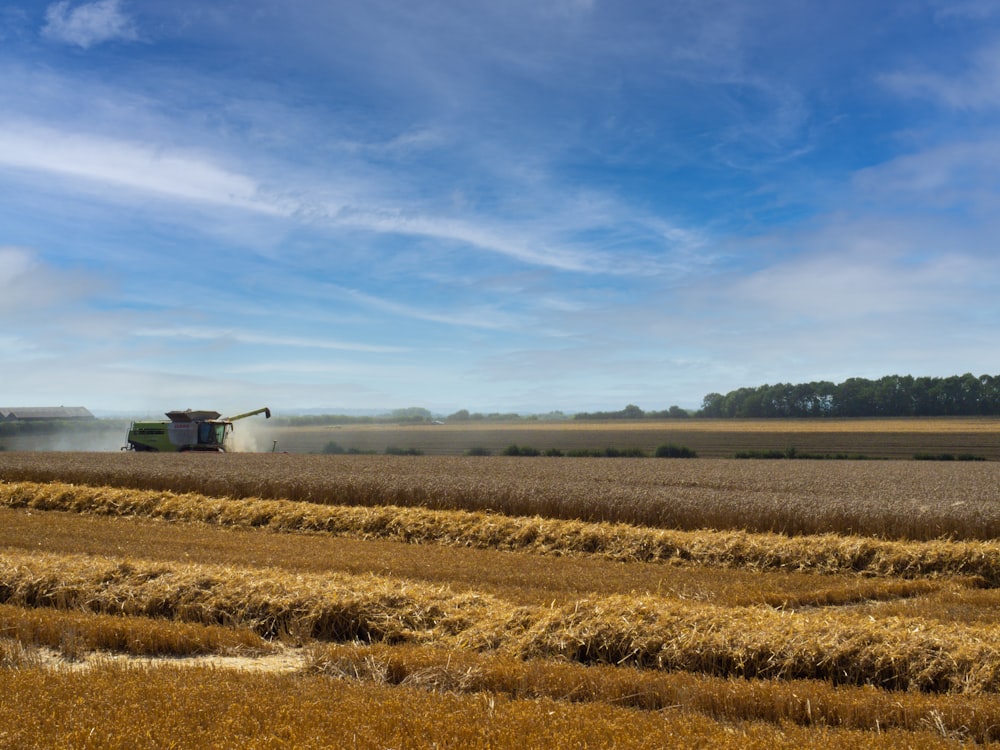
264,416,1000,459
3,434,1000,747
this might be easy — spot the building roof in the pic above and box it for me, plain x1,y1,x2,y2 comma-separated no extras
0,407,95,420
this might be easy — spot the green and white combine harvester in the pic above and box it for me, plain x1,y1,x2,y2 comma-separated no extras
123,407,271,452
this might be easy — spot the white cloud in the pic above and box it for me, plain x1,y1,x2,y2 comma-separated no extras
0,246,97,314
42,0,138,49
728,251,977,321
852,138,1000,213
0,122,281,214
0,246,34,287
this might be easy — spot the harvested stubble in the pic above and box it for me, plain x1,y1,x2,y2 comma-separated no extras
852,585,1000,626
3,550,1000,693
5,480,1000,585
0,663,966,750
309,642,1000,743
3,452,1000,540
0,636,41,669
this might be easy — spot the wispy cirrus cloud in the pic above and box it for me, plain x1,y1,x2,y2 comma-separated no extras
324,284,531,331
929,0,1000,22
0,117,690,278
133,326,408,354
879,39,1000,111
0,122,279,214
42,0,138,48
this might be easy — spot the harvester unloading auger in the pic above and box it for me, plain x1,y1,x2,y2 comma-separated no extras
123,407,271,452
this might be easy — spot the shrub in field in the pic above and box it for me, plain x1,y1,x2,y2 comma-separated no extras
601,447,647,457
734,448,871,460
914,452,987,462
655,444,697,458
502,444,540,456
321,442,375,455
385,446,423,456
465,446,491,456
561,447,647,457
734,449,792,459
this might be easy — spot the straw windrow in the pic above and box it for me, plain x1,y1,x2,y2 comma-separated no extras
3,550,1000,694
4,480,1000,584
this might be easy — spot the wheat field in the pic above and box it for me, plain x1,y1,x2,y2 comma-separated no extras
3,449,1000,539
3,440,1000,746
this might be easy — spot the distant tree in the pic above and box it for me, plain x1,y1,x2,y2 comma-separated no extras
391,407,432,422
621,404,644,419
700,393,724,418
980,375,1000,414
912,376,940,416
832,378,877,417
574,405,643,420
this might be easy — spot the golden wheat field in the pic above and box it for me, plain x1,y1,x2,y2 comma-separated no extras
3,433,1000,747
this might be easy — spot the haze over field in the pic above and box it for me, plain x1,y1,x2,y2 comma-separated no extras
2,1,1000,414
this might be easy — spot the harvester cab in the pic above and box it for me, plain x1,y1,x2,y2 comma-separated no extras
123,407,271,452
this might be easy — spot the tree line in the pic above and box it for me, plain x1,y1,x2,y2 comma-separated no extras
573,405,690,420
699,374,1000,418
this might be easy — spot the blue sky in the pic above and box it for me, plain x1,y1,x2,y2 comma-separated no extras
2,0,1000,415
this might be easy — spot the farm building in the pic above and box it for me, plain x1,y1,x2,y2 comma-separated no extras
0,407,95,421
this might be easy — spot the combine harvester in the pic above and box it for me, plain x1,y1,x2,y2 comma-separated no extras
123,407,271,452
